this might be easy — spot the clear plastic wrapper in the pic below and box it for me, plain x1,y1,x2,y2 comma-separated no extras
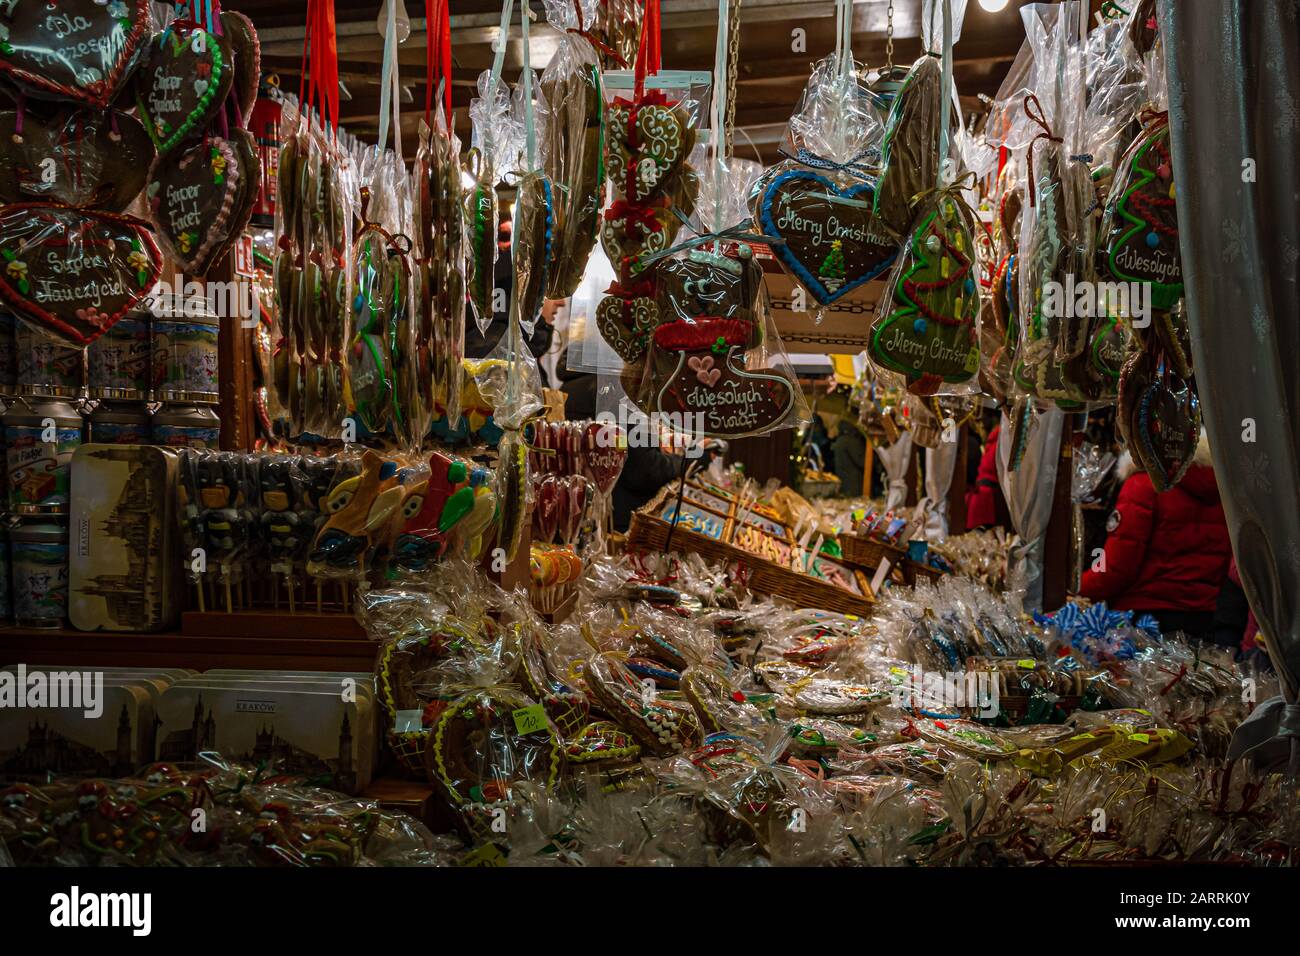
749,1,892,314
0,107,155,213
0,0,153,108
0,203,162,348
540,0,607,299
271,95,359,441
867,190,983,396
414,102,468,438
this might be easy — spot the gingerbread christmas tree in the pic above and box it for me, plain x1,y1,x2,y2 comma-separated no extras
869,197,979,395
1105,120,1182,310
819,239,847,291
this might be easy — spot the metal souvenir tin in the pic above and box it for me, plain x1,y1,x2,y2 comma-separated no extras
3,397,82,514
151,403,220,449
10,518,69,628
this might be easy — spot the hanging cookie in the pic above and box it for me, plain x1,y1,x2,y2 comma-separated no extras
868,193,980,395
134,21,235,155
0,204,160,347
757,169,897,305
0,109,155,213
145,134,252,276
1101,115,1182,310
0,0,152,108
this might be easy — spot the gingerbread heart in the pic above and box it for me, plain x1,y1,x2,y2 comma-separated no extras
220,10,261,123
606,100,695,202
758,169,897,304
0,0,152,107
146,136,247,276
596,292,659,362
869,195,980,393
0,204,160,347
582,421,627,496
600,201,678,275
134,23,234,154
1133,369,1199,492
0,109,154,213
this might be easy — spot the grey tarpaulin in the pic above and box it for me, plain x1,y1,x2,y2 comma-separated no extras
998,401,1064,613
1158,0,1300,775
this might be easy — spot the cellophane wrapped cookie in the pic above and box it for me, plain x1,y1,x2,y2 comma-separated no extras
868,190,982,396
750,32,895,316
540,0,607,299
465,67,524,333
630,159,810,439
272,97,359,440
871,0,967,240
348,151,418,444
415,101,468,437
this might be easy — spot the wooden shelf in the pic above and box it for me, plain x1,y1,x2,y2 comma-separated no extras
0,617,375,672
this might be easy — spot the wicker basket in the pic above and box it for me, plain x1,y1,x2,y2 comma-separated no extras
800,477,841,498
839,533,909,570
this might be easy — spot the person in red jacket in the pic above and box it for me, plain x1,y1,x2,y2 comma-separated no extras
1077,434,1231,642
965,425,1011,530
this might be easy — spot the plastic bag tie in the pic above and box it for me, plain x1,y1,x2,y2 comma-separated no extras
778,144,879,179
1022,93,1062,206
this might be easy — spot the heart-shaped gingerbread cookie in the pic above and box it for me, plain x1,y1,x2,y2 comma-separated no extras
606,100,696,203
0,0,151,107
1133,367,1199,492
146,134,248,276
596,293,659,362
0,109,155,213
758,169,898,304
220,10,261,123
600,201,678,274
134,23,234,154
0,204,161,347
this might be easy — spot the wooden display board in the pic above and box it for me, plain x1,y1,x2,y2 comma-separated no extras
627,482,874,615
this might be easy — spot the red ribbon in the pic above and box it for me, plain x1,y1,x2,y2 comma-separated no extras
633,0,661,100
569,0,627,67
605,199,662,230
425,0,452,125
606,278,655,299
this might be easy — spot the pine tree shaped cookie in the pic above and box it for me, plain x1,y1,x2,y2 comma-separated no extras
869,195,980,395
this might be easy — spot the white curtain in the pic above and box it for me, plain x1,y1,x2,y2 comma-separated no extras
877,432,914,511
914,440,959,540
998,402,1064,612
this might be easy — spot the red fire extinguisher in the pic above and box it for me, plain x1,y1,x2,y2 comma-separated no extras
248,75,283,222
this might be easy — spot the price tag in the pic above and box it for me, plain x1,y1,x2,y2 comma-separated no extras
1017,659,1036,669
512,704,548,736
458,843,506,867
1128,732,1150,744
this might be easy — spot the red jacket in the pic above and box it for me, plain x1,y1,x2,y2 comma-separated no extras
965,426,1009,529
1078,465,1230,613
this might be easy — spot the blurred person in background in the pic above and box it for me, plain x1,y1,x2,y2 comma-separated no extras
1076,432,1231,643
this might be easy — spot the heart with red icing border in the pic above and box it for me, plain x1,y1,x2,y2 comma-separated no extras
0,204,161,347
